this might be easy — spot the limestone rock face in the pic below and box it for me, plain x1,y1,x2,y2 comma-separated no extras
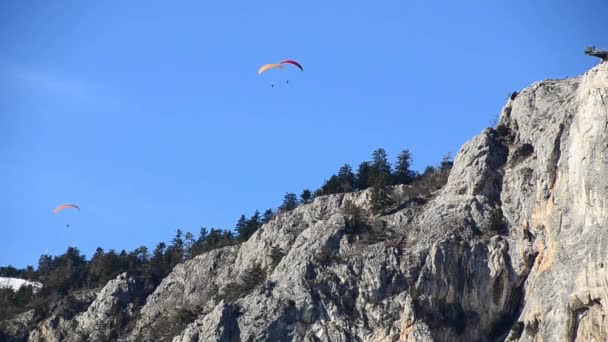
4,62,608,341
22,273,142,342
73,272,142,341
501,62,608,341
26,289,99,342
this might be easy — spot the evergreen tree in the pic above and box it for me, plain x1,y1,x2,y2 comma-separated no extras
13,285,34,308
280,192,299,212
47,247,87,295
248,210,261,229
355,162,372,190
190,227,209,257
0,266,19,278
36,254,54,284
370,172,394,214
203,228,235,250
166,229,185,267
152,242,167,260
184,232,195,260
372,148,391,175
87,247,106,287
23,265,35,280
369,148,392,187
126,246,148,276
237,211,261,241
235,215,248,237
422,166,435,177
320,175,342,195
198,227,208,242
101,250,121,284
132,246,149,264
393,149,414,185
337,164,355,192
151,243,167,272
431,152,454,191
222,230,235,243
206,229,223,249
300,189,313,204
172,229,184,249
262,209,274,223
143,242,166,288
440,152,454,171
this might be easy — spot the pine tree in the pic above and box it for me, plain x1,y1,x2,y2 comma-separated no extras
87,247,106,287
355,162,371,190
440,152,454,171
368,148,391,187
431,152,454,191
23,265,35,280
337,164,355,192
0,266,19,278
372,148,391,175
172,229,184,249
206,228,222,249
320,175,342,195
237,211,261,241
47,247,87,294
151,242,166,268
262,209,274,223
393,149,414,185
198,227,208,242
300,189,313,204
36,254,54,284
184,232,195,260
221,230,235,246
280,192,299,212
235,215,248,238
149,242,168,284
132,246,149,264
248,210,261,228
101,250,120,284
166,229,185,267
371,172,394,214
190,227,209,257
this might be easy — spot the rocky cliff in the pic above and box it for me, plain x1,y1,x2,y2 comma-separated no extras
5,61,608,341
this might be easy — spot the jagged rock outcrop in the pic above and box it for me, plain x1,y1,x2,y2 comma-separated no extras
3,61,607,341
0,310,37,342
26,289,98,342
72,273,142,341
22,273,143,342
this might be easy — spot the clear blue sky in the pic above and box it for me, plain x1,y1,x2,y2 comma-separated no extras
2,1,606,268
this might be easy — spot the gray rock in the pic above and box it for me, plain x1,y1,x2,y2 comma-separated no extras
74,272,141,341
27,289,99,342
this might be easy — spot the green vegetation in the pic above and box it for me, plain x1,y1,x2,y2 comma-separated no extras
507,321,524,341
279,192,299,212
220,265,266,303
487,206,507,233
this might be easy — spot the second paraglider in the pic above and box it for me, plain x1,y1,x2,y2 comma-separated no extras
53,204,80,228
258,59,303,87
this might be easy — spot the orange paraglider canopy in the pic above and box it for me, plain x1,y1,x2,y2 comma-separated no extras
53,204,80,214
